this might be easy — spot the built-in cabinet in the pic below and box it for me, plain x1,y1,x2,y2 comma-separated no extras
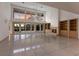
59,19,78,39
69,19,77,39
59,20,68,37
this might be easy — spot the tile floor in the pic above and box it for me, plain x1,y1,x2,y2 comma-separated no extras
0,32,79,56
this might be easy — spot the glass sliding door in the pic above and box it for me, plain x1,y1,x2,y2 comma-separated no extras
32,24,34,31
13,8,26,21
21,23,25,32
48,23,50,29
13,22,50,33
36,24,40,31
14,23,20,32
26,24,31,31
41,24,43,31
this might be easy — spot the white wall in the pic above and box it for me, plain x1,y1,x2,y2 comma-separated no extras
60,10,79,21
0,3,11,41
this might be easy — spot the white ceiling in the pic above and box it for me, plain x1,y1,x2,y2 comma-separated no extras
39,2,79,14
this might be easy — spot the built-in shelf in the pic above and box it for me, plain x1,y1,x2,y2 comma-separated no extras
69,19,77,39
59,19,78,39
60,20,68,30
70,19,77,31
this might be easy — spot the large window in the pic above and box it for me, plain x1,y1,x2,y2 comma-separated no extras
26,24,31,31
36,24,40,31
13,8,45,22
21,23,25,31
13,22,50,33
13,8,25,20
13,8,47,33
14,23,20,32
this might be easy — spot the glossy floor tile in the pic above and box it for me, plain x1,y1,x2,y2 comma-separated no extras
0,32,79,56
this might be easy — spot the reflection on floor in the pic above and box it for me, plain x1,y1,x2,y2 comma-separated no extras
0,32,79,56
